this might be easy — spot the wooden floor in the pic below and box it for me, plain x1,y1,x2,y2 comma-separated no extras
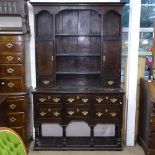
28,142,145,155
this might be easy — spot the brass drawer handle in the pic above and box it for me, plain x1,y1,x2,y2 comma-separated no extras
107,81,114,86
96,98,103,103
68,111,75,116
9,117,16,122
6,56,14,61
53,112,60,117
96,112,103,117
110,112,117,117
7,82,15,88
40,112,46,117
42,80,50,85
105,109,108,113
53,97,60,103
6,68,14,74
67,98,74,103
82,111,88,116
39,98,46,103
110,98,118,103
5,43,13,48
1,82,5,85
82,98,88,103
9,104,16,109
120,102,123,105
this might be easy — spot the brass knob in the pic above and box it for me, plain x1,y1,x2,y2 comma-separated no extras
9,104,16,109
39,98,46,103
7,82,14,88
40,112,46,117
5,43,13,48
96,98,103,103
105,109,108,112
96,112,103,117
6,68,14,74
67,98,74,103
53,112,60,117
110,98,118,103
6,56,14,61
9,117,16,122
53,97,60,103
107,81,114,86
68,111,75,116
82,111,88,116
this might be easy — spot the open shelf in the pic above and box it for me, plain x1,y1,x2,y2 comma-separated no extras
56,53,100,56
56,71,101,75
55,34,101,37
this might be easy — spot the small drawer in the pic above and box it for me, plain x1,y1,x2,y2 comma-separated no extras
6,112,26,127
0,35,24,42
12,127,27,144
0,53,23,64
35,94,62,104
65,95,90,104
149,132,155,149
95,94,122,105
37,76,55,88
6,95,27,112
0,64,24,77
37,105,62,119
0,42,24,53
0,78,25,92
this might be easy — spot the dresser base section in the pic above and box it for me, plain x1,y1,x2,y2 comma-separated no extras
33,137,122,151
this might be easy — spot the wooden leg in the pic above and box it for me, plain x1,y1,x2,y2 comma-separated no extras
62,124,66,146
90,125,94,147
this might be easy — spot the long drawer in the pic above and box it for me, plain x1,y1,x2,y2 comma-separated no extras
0,78,25,92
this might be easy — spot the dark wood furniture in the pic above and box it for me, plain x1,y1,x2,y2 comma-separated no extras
138,78,155,155
31,2,125,150
0,35,32,146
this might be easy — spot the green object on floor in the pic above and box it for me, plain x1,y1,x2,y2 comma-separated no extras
0,129,26,155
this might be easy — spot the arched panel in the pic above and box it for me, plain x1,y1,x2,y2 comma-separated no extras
36,10,53,37
103,11,121,38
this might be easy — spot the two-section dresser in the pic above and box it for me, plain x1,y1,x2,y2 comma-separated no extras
0,34,32,146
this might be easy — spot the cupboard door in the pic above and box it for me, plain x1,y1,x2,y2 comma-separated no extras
36,41,55,87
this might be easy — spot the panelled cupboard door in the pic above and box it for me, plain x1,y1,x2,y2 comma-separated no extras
36,41,55,87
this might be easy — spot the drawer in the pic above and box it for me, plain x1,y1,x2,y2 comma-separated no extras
35,94,62,104
0,42,24,53
151,116,155,132
148,150,155,155
0,78,25,92
11,127,27,144
95,94,122,105
37,105,62,119
0,35,24,42
37,76,55,88
149,132,155,149
102,78,120,88
6,95,27,112
6,112,26,127
0,64,24,77
0,53,23,64
64,95,90,104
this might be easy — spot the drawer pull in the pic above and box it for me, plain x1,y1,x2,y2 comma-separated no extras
5,43,13,48
6,56,14,61
51,56,54,61
82,111,88,116
82,98,88,103
68,111,75,116
9,104,16,109
110,112,117,117
40,112,46,117
120,102,123,105
77,96,80,99
7,82,14,88
42,80,50,85
96,112,103,117
48,108,51,112
107,81,114,86
1,82,5,85
67,98,74,103
110,98,118,103
96,98,103,103
18,57,21,61
9,117,16,122
39,98,46,103
53,112,60,117
6,68,14,74
53,97,60,103
105,96,109,99
105,109,108,113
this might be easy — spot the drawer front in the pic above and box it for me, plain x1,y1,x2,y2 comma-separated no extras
148,150,155,155
37,76,55,88
6,95,27,112
6,112,26,127
95,94,123,105
65,95,90,104
35,94,62,104
0,35,24,42
12,127,27,143
0,42,24,53
0,53,23,64
149,132,155,149
0,78,25,92
37,105,62,119
0,64,24,77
